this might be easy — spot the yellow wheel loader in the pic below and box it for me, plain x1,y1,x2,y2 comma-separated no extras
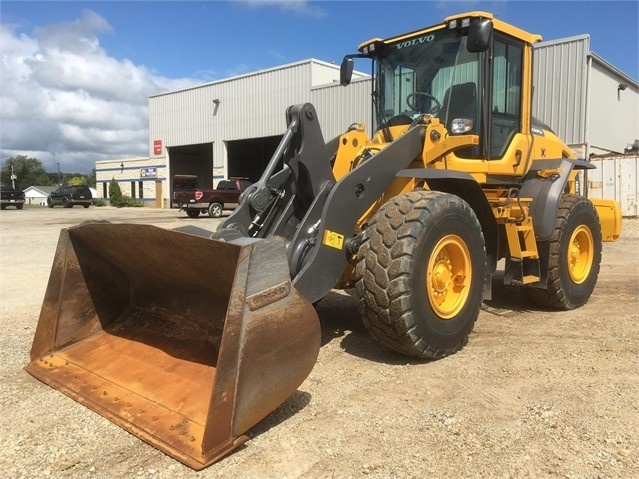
26,11,622,470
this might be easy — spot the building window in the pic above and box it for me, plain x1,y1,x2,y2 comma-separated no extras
131,181,136,198
102,182,107,198
138,181,144,200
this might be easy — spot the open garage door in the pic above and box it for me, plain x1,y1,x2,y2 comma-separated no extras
168,143,213,206
226,135,282,183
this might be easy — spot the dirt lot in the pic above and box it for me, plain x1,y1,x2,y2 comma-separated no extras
1,206,637,479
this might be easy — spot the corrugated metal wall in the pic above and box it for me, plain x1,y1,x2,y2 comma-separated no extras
532,35,589,145
310,60,342,87
588,58,639,153
310,78,373,139
533,37,639,155
149,60,343,169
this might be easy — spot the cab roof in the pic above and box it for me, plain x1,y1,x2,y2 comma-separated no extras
358,11,542,52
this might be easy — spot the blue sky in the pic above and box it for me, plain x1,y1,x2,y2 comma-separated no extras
1,1,638,173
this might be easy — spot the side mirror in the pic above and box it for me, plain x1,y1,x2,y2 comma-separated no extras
467,19,492,53
340,58,354,86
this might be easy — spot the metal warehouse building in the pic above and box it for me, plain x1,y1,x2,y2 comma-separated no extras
96,36,638,213
95,59,371,208
532,35,638,159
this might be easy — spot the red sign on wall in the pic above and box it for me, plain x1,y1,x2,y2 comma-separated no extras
153,139,162,155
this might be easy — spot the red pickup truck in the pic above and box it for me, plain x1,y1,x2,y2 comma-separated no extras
173,176,252,218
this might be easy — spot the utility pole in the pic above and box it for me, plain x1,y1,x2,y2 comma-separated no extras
10,165,16,189
57,162,61,185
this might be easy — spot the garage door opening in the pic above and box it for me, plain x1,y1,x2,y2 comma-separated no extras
226,135,282,183
168,143,213,206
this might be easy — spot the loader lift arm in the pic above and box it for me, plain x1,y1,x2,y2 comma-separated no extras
220,103,426,304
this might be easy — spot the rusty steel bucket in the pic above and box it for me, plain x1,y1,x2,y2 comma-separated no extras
25,223,320,470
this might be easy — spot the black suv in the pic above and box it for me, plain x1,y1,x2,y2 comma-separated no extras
47,186,93,208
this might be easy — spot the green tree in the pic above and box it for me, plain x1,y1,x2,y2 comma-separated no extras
68,176,88,186
107,178,142,207
108,178,123,206
1,155,53,190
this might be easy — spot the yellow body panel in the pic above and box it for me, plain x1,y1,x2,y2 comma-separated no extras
590,198,622,241
339,10,623,255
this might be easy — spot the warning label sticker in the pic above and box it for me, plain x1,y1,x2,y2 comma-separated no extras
323,229,344,250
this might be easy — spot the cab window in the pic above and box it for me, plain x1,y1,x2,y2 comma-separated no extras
490,37,523,158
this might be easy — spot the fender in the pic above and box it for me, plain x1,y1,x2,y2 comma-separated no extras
519,158,594,242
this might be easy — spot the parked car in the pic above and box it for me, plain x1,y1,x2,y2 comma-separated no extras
47,185,93,208
0,183,25,210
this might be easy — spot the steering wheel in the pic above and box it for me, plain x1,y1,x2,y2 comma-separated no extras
406,92,441,114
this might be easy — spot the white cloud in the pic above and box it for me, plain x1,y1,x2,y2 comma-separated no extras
236,0,326,18
0,10,201,173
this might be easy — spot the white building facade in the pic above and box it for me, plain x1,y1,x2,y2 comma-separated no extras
95,157,167,208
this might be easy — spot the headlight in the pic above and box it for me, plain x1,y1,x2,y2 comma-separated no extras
450,118,474,134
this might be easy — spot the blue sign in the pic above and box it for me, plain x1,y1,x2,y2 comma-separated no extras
140,167,157,178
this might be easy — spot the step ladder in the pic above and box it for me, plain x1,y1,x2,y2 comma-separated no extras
489,189,541,285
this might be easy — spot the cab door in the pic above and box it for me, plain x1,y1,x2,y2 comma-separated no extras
487,34,533,178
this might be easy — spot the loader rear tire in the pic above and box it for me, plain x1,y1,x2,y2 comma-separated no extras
525,195,602,310
356,191,486,359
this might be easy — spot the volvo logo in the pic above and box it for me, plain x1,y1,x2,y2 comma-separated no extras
396,34,435,49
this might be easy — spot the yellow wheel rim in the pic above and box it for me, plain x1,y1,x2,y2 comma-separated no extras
567,225,594,284
426,235,471,319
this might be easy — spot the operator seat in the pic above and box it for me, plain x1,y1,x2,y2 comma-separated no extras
438,81,479,158
437,82,477,132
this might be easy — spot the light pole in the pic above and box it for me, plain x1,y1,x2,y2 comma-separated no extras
56,162,61,185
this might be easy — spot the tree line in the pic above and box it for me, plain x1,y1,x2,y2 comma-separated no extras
1,155,96,191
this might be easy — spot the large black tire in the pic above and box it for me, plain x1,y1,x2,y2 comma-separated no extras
62,197,72,208
356,191,487,359
16,204,23,210
47,198,54,208
525,195,602,310
186,209,200,218
208,202,223,218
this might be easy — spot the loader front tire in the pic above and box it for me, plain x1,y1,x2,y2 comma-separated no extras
356,191,486,359
525,195,602,310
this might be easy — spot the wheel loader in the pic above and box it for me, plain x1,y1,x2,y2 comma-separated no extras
26,11,622,470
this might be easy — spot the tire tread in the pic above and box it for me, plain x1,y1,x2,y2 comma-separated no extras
356,191,485,359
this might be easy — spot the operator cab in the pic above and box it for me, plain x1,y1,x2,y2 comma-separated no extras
341,13,530,161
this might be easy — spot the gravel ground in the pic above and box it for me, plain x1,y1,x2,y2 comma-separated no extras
1,207,637,479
